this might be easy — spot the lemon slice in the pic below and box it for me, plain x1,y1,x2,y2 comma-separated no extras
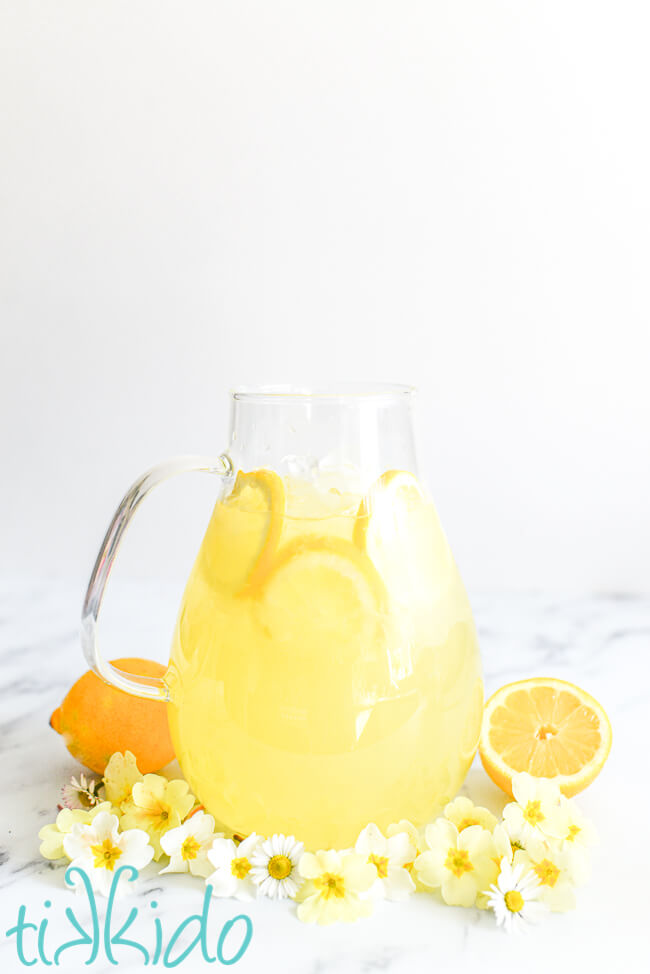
479,677,612,797
200,468,285,595
257,535,387,662
353,470,425,550
354,470,451,607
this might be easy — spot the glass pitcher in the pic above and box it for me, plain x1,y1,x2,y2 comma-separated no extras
82,384,483,850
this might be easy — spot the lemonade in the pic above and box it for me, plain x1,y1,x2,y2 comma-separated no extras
166,467,483,850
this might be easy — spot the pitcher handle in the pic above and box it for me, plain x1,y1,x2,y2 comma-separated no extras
81,454,232,701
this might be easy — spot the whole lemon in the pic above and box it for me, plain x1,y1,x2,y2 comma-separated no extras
50,657,174,774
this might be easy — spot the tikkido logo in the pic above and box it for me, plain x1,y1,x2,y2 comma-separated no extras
5,866,253,968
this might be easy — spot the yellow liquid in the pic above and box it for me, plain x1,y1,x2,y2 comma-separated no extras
166,472,483,850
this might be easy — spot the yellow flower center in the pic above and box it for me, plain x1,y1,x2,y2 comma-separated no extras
404,861,415,874
534,858,560,887
504,890,525,913
268,854,293,880
523,800,544,827
144,801,173,832
231,856,252,880
181,837,201,861
314,872,346,899
444,847,474,878
368,854,389,879
90,839,122,871
457,817,479,831
567,824,581,842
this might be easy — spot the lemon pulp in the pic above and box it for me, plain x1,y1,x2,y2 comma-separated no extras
167,469,483,850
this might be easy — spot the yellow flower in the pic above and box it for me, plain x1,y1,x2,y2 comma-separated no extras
103,751,143,807
354,823,416,901
548,796,597,884
415,820,499,907
120,774,194,860
387,819,421,852
38,802,112,860
513,845,577,912
476,822,545,910
387,819,425,890
296,850,376,924
444,796,498,833
503,773,567,846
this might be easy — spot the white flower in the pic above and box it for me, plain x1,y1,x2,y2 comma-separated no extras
159,811,220,879
503,773,567,845
63,811,154,897
487,860,549,933
354,823,416,901
444,796,497,833
249,834,304,899
60,774,102,811
205,834,261,900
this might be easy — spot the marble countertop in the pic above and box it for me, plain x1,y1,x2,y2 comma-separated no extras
1,580,648,973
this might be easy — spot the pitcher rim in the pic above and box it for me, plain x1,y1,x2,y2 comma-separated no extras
231,382,416,402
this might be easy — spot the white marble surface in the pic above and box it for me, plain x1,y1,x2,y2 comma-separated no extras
1,579,649,972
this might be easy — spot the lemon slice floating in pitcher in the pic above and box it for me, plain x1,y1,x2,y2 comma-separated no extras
354,470,451,607
257,535,387,662
479,677,612,797
200,468,285,595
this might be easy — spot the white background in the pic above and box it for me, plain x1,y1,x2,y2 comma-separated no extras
1,1,649,597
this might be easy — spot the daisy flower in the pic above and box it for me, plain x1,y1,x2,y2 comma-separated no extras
513,845,577,911
102,751,143,807
502,773,567,846
63,811,154,897
486,860,549,933
205,834,261,901
250,834,304,900
120,774,195,860
296,850,376,925
415,820,498,907
60,774,101,811
159,811,220,879
354,823,416,901
39,802,112,860
444,796,497,833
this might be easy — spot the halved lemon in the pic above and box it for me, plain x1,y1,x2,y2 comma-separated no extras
200,468,285,595
257,535,387,662
479,677,612,797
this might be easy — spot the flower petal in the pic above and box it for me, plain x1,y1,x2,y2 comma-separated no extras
341,853,376,892
298,852,321,879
